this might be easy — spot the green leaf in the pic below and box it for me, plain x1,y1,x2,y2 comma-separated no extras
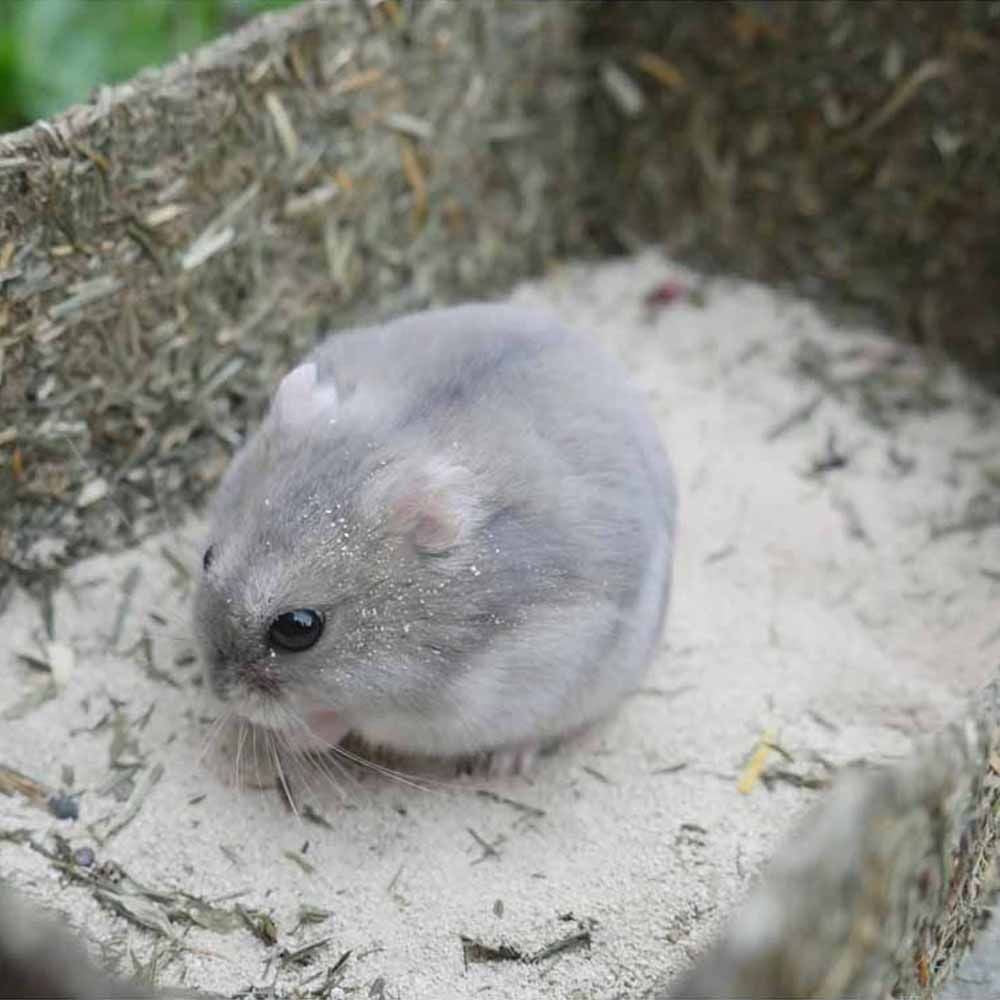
0,0,296,132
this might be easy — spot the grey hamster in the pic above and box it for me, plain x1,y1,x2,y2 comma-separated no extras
193,303,676,769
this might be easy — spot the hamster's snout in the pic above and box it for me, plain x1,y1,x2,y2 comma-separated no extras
235,658,284,697
203,648,284,702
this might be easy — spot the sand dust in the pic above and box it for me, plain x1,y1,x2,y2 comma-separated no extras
2,251,998,998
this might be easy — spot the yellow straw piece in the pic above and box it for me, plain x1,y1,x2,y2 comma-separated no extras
738,728,777,795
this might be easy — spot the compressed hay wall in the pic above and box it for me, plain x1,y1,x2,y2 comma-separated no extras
0,885,156,999
0,0,581,593
1,1,999,998
582,0,1000,389
660,685,1000,999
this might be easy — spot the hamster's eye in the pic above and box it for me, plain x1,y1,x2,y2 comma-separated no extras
202,545,215,571
268,609,324,652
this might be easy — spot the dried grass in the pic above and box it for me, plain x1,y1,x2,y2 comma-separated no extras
0,0,582,590
582,1,1000,390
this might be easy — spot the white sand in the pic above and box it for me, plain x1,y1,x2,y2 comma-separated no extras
2,251,998,998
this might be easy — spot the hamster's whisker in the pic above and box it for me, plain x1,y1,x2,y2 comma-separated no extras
250,721,263,794
281,743,316,802
268,709,323,802
261,708,303,813
234,717,250,794
279,712,355,802
291,741,346,807
196,708,233,766
270,730,300,818
308,749,356,802
328,742,436,793
207,710,236,763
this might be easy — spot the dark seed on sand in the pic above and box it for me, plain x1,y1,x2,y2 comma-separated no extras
73,846,96,866
48,792,80,820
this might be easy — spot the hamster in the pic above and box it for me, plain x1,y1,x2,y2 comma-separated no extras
193,304,676,773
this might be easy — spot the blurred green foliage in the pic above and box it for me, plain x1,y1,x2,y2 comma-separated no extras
0,0,299,133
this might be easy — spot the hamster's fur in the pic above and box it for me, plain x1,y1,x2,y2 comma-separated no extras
194,304,676,769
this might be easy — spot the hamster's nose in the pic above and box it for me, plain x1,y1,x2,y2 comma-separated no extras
236,659,283,696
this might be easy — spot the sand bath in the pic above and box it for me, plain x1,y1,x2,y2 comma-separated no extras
2,251,998,998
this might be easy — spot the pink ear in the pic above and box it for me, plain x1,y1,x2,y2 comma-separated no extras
271,363,339,429
389,460,479,554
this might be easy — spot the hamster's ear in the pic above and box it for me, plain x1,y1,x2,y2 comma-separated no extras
270,363,339,429
386,459,481,555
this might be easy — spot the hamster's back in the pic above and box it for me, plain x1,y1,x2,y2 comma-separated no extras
308,303,672,514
